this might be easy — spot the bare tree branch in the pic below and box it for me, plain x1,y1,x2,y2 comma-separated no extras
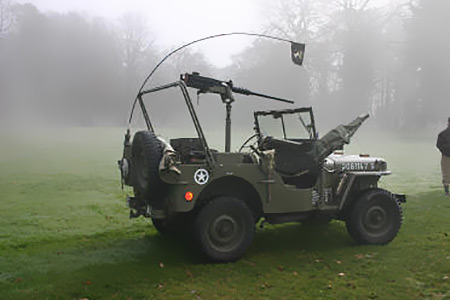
359,0,371,11
0,0,13,37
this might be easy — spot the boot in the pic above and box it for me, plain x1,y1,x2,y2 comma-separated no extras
445,184,449,196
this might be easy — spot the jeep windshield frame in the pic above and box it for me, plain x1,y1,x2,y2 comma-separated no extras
138,80,214,167
254,107,317,142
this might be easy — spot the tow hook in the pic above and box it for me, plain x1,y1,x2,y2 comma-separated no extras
127,196,151,219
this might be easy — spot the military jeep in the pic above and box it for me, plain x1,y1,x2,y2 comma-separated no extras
118,72,405,262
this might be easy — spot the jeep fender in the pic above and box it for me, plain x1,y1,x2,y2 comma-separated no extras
337,171,391,211
196,175,263,221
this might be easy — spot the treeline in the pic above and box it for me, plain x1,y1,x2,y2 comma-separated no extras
231,0,450,130
0,2,213,126
0,0,449,130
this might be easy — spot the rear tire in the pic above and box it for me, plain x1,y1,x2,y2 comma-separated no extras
152,213,192,235
194,196,254,262
346,189,402,245
152,218,169,235
131,131,167,207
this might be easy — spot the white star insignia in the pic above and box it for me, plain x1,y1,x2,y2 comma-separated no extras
194,169,209,185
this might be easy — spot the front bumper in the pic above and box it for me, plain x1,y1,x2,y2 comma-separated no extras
393,193,406,203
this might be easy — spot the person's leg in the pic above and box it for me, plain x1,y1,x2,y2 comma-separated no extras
442,155,450,195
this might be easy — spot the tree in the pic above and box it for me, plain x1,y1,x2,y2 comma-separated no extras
0,0,13,38
313,1,390,123
1,4,125,126
223,0,331,130
119,13,155,87
266,0,332,42
248,0,415,130
0,0,14,124
248,0,385,126
399,0,450,129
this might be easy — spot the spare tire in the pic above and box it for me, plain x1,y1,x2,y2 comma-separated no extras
131,131,167,207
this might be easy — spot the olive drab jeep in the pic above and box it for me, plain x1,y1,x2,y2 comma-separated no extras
118,72,406,262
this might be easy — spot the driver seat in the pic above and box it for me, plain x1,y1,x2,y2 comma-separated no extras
260,136,319,188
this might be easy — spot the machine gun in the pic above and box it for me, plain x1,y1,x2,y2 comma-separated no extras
181,72,294,152
182,72,294,104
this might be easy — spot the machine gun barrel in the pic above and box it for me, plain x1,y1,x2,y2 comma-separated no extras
232,87,294,104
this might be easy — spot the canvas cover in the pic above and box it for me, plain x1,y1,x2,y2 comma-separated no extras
312,113,370,161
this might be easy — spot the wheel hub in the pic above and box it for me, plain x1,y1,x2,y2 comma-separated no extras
211,215,238,244
364,206,388,231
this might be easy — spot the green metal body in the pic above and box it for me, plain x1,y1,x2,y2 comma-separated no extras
157,152,389,218
159,153,316,215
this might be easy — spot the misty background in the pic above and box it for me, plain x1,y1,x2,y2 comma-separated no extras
1,0,449,142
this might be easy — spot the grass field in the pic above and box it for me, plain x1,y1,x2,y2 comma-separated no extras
0,127,449,299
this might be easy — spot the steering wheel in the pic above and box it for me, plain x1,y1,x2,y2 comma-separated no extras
238,134,259,153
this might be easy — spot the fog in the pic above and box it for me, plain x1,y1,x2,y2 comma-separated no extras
1,0,450,141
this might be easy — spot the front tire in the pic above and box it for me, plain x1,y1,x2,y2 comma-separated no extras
346,189,402,245
194,196,254,262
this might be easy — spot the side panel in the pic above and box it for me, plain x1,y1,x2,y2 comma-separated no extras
163,162,267,213
215,162,315,214
262,176,315,213
160,154,317,214
162,165,203,212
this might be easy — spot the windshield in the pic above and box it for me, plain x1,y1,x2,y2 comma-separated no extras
256,109,316,141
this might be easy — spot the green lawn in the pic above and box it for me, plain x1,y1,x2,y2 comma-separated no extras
0,128,449,299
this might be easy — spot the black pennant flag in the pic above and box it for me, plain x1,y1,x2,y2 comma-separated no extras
291,42,305,66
